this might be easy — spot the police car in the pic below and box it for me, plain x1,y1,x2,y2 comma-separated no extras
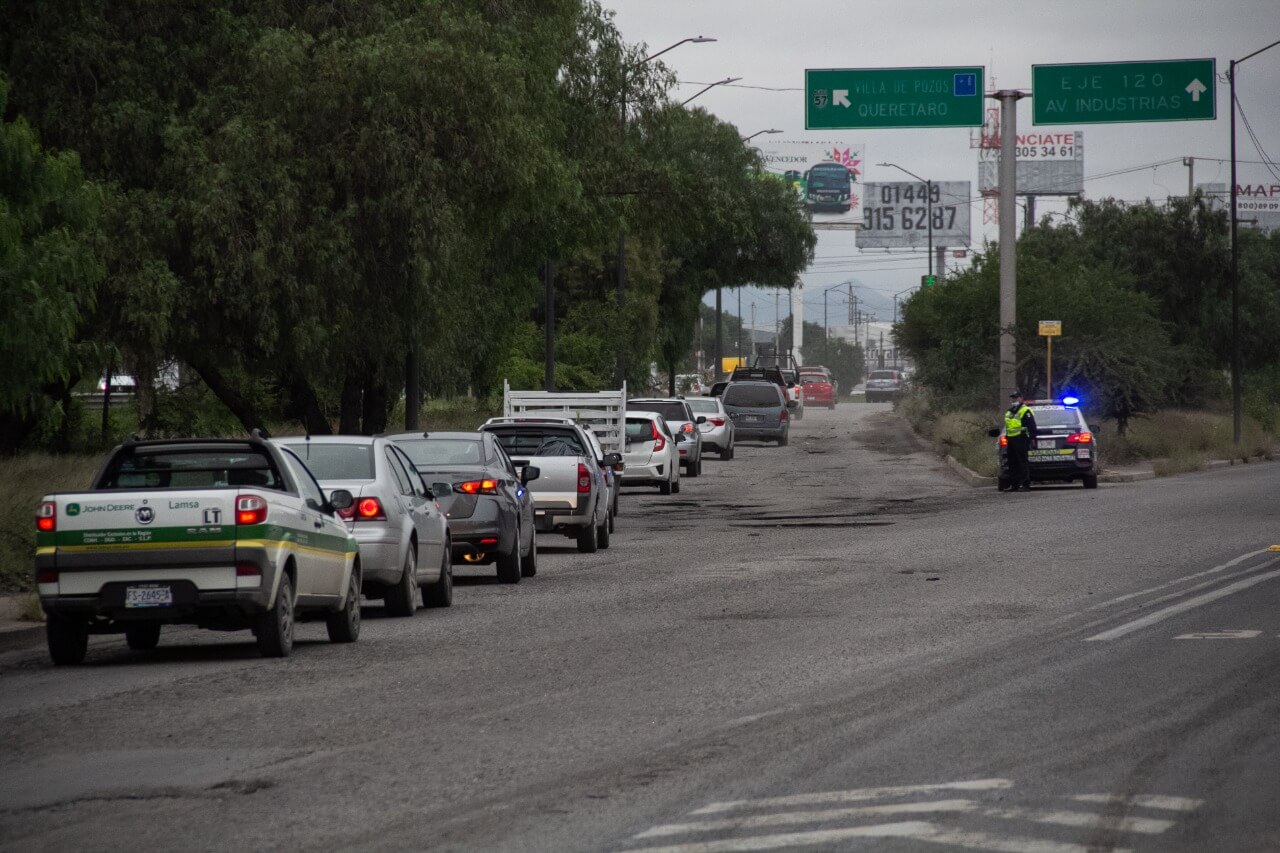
995,396,1100,490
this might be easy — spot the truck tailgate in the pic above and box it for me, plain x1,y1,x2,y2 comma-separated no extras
509,459,582,511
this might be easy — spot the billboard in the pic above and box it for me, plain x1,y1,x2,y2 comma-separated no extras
978,131,1084,196
858,181,972,248
755,139,865,224
1199,180,1280,234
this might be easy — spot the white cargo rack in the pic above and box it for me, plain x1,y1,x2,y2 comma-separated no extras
502,381,627,455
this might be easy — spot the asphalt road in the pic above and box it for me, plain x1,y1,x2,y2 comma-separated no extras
3,403,1279,852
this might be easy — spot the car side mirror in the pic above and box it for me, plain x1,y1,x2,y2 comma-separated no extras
602,452,622,467
521,465,541,485
987,428,1001,438
422,487,435,501
432,482,453,496
696,416,708,424
1088,423,1101,434
786,400,798,410
674,432,687,443
329,489,354,511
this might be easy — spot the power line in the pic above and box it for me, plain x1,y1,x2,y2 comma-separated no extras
1235,94,1280,184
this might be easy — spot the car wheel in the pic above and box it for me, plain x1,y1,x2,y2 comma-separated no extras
608,505,615,534
672,479,681,494
1083,474,1099,489
597,513,611,550
326,567,361,643
829,403,836,410
686,458,699,478
576,521,598,554
424,545,453,607
778,433,789,447
496,533,522,584
997,476,1013,491
521,537,538,577
384,546,418,617
659,478,672,495
256,573,294,658
721,445,734,460
46,613,88,665
125,622,161,651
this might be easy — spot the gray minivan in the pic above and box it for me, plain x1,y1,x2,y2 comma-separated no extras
722,381,793,446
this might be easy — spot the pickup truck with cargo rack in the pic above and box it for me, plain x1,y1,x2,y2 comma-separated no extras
35,435,362,664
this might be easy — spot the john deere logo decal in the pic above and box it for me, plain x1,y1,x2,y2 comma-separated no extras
66,503,81,516
135,506,155,525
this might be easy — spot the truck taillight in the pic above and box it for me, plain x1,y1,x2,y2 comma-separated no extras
356,497,386,521
650,421,666,452
577,463,592,494
235,495,268,525
37,569,58,585
36,501,56,532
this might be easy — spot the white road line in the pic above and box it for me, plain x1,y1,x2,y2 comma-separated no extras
1070,794,1203,812
634,799,976,838
979,806,1174,835
688,779,1013,815
1086,567,1280,642
902,827,1121,853
616,820,938,853
1173,630,1262,639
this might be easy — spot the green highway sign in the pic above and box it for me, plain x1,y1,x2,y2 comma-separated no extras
806,66,985,129
1032,59,1216,125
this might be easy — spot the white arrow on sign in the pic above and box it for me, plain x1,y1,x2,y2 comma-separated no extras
1185,79,1207,102
833,89,851,108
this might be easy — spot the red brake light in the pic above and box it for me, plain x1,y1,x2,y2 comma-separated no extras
999,435,1008,447
780,409,789,422
710,418,725,427
235,495,268,525
577,463,592,494
235,562,262,577
356,497,386,520
650,421,666,452
36,569,58,585
682,422,694,434
456,479,500,495
1066,432,1093,445
37,501,56,532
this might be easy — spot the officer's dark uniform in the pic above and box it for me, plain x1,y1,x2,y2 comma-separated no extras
1004,393,1038,491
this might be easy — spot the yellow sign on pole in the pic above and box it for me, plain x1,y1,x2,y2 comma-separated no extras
1038,321,1061,398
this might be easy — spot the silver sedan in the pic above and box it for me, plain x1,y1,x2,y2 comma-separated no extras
686,396,735,460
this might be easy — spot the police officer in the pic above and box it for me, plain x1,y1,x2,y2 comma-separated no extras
1004,391,1038,492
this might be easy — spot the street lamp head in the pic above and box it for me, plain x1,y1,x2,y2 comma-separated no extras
690,36,717,43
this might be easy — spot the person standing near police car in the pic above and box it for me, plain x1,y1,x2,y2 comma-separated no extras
1004,391,1037,492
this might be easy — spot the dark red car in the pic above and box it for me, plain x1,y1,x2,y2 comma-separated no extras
798,370,837,409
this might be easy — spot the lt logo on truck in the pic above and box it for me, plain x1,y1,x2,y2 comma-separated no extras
203,508,222,524
135,506,155,525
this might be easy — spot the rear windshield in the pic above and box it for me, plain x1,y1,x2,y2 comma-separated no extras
489,428,585,457
870,371,900,380
724,384,782,407
684,399,719,414
1030,407,1084,430
800,376,829,385
629,402,689,423
280,442,375,480
99,448,284,490
393,438,483,468
625,419,657,441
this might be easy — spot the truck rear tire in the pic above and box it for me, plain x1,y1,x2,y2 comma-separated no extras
125,622,161,651
47,614,88,665
597,515,611,550
576,521,599,554
256,574,294,658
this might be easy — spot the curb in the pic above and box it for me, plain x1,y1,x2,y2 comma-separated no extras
0,624,45,653
1100,469,1155,483
945,455,996,487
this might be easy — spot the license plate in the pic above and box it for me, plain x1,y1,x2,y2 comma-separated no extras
125,584,173,608
1077,448,1092,458
743,415,763,423
1037,439,1056,449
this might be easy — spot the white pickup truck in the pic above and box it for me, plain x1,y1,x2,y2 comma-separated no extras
35,436,362,664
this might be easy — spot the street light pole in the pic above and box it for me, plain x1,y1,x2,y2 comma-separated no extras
878,162,933,277
742,128,783,143
1228,38,1280,446
681,77,740,106
615,36,716,387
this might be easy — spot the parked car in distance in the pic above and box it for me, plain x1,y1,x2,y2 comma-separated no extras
387,431,539,583
622,412,681,494
580,425,621,533
722,381,793,446
989,397,1101,490
865,369,904,402
685,396,735,459
798,371,837,409
36,436,361,662
276,436,452,613
480,418,614,553
627,398,706,477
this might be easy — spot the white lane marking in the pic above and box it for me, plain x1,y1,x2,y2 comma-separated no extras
635,799,975,838
1070,794,1203,812
615,820,937,853
689,778,1013,815
1173,629,1262,639
900,827,1114,853
979,805,1174,835
1086,567,1280,642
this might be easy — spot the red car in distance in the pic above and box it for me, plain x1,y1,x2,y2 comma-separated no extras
798,369,837,409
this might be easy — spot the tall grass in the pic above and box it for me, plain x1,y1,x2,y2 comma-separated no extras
0,454,103,592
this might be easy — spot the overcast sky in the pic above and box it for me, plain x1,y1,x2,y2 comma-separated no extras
606,0,1280,331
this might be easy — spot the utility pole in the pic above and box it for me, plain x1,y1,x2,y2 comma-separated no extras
935,245,948,286
993,89,1025,401
714,287,723,379
1023,196,1036,231
543,260,556,392
1183,156,1195,198
773,289,780,356
751,301,756,363
736,288,743,362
